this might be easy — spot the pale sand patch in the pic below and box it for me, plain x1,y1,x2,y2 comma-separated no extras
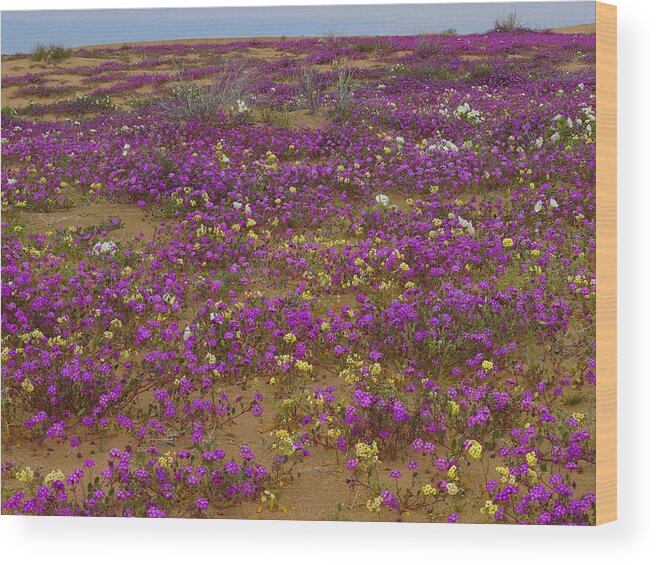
549,23,596,34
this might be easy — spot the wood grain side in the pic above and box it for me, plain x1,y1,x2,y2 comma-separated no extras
595,1,617,525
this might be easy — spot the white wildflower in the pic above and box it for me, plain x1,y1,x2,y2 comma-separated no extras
92,241,118,257
236,99,249,114
375,194,390,207
458,216,475,235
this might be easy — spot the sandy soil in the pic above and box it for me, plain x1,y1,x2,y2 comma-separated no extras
550,23,596,34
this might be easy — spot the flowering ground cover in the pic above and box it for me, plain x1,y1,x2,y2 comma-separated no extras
1,29,597,524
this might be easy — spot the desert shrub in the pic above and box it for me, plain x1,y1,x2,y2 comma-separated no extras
353,39,390,54
158,65,256,122
322,30,345,51
295,66,322,113
492,11,525,32
157,80,220,122
415,34,439,58
29,44,49,62
210,63,257,106
331,67,358,115
30,43,73,63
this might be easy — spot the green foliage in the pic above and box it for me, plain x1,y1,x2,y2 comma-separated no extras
1,106,18,118
30,43,73,63
564,392,585,406
127,95,154,110
469,61,493,81
353,39,389,54
259,105,291,128
67,93,115,114
409,64,457,81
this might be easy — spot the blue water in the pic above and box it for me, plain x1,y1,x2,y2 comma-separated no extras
1,2,595,54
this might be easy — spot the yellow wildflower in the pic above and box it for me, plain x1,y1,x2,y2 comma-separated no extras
480,500,499,515
421,484,438,496
366,496,383,512
526,451,537,467
446,483,459,496
448,400,460,415
16,467,34,483
467,439,483,459
44,469,65,484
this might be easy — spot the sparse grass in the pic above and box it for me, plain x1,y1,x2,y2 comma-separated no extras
30,43,73,63
322,502,349,521
468,61,493,81
259,105,291,128
564,392,585,406
127,96,154,110
406,63,457,82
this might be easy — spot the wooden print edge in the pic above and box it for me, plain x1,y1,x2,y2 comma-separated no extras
595,1,617,525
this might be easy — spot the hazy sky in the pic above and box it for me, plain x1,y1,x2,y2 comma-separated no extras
1,2,595,53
